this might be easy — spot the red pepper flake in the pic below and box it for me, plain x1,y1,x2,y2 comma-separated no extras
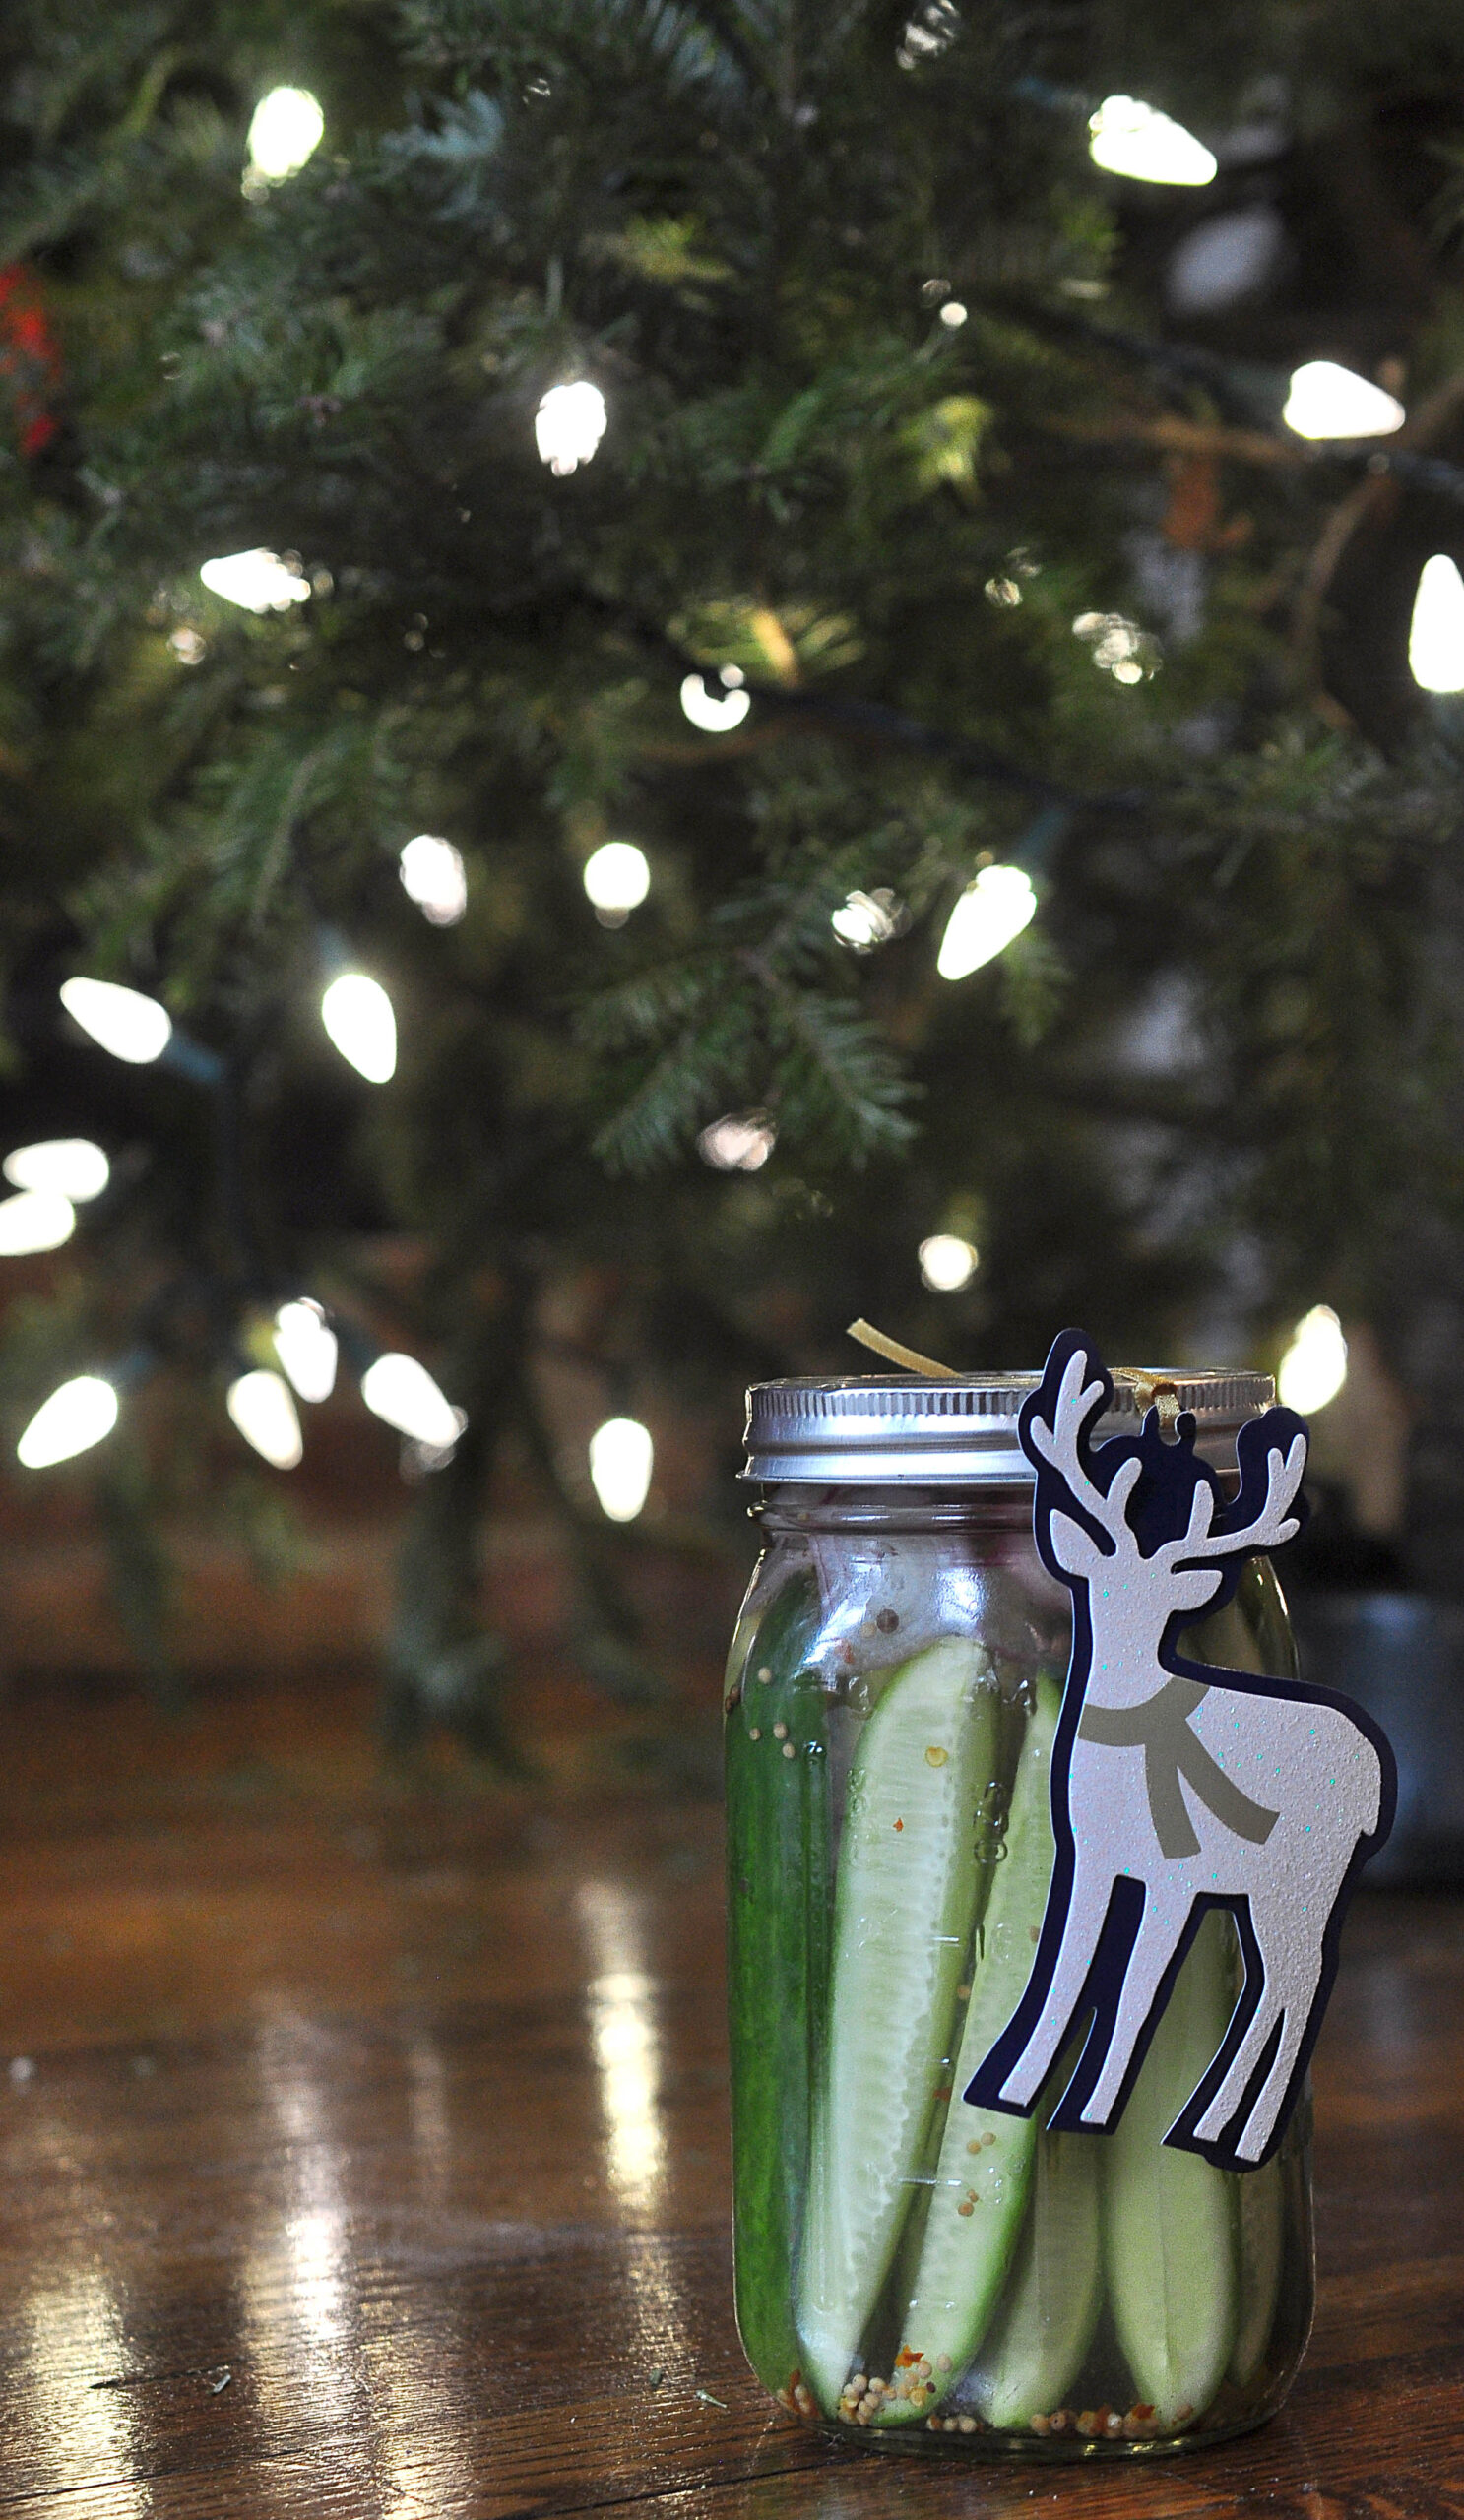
893,1818,904,1831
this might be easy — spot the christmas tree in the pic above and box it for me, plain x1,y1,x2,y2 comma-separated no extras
2,0,1462,1747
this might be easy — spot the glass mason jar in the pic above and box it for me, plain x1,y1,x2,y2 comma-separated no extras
726,1370,1312,2459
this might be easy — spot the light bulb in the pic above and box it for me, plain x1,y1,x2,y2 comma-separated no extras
535,381,607,476
0,1191,75,1255
1277,1305,1348,1415
399,834,468,925
1409,555,1464,694
583,841,651,923
18,1375,118,1469
60,977,172,1064
696,1111,776,1171
831,890,901,951
321,973,397,1082
200,549,311,613
936,864,1038,978
1282,361,1404,442
588,1416,654,1522
938,300,968,328
919,1232,979,1292
679,671,751,733
246,87,324,184
226,1368,303,1469
1088,95,1217,187
274,1299,338,1403
360,1353,463,1447
4,1140,109,1201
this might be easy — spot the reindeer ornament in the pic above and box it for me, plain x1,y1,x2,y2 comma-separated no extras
967,1332,1395,2174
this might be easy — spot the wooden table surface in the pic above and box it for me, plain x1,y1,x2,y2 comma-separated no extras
0,1742,1459,2520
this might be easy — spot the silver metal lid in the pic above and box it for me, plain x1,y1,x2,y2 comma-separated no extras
742,1369,1275,1485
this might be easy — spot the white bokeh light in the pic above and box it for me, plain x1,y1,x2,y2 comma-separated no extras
589,1417,654,1522
399,834,468,926
679,671,751,733
1282,361,1404,441
227,1368,303,1470
1088,95,1216,187
936,864,1038,979
274,1299,338,1404
60,977,172,1065
919,1232,979,1292
321,973,397,1082
0,1191,75,1256
4,1140,109,1201
1277,1305,1349,1415
18,1375,118,1470
247,88,325,184
361,1353,463,1447
696,1111,776,1171
831,889,901,951
583,842,651,925
1409,555,1464,694
535,381,607,477
199,550,311,614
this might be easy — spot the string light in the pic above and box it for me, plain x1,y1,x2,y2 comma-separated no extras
1277,1305,1348,1414
583,841,651,926
60,977,172,1065
535,382,607,476
679,668,750,732
0,1191,75,1255
321,973,397,1082
831,889,902,951
938,301,968,328
246,88,324,185
199,550,311,613
919,1233,979,1292
1408,555,1464,694
399,834,468,926
588,1417,654,1521
696,1111,776,1171
360,1353,463,1447
1282,362,1404,441
4,1140,108,1200
936,865,1038,978
1087,95,1217,187
226,1368,303,1470
17,1375,118,1469
273,1299,338,1403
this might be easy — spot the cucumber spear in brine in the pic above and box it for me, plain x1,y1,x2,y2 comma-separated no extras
1103,1908,1239,2429
796,1635,997,2414
874,1671,1063,2425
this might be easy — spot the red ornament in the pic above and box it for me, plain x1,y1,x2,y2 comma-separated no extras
0,265,62,457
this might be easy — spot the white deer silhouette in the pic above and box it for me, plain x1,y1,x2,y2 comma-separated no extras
967,1334,1394,2171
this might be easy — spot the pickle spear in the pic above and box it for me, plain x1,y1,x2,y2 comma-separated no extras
1229,2154,1284,2388
1103,1909,1239,2428
964,2117,1102,2428
875,1671,1062,2424
796,1636,997,2413
725,1572,829,2404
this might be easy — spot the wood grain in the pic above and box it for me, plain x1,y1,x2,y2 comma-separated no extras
0,1705,1458,2520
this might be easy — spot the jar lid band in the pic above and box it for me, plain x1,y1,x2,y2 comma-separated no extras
741,1368,1275,1485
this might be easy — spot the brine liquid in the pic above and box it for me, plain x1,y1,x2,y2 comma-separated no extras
727,1545,1315,2459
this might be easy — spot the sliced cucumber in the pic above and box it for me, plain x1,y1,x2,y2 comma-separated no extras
1103,1909,1239,2428
964,2119,1103,2428
796,1636,997,2413
875,1671,1062,2424
1229,2155,1284,2388
726,1570,830,2403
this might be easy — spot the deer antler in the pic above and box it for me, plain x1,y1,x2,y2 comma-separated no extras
1025,1347,1143,1547
1155,1432,1305,1571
